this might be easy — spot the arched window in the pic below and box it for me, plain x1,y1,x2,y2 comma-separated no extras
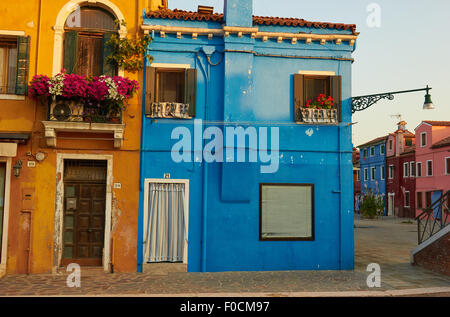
63,6,118,77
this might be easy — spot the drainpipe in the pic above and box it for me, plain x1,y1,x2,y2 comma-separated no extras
137,51,149,273
196,52,209,272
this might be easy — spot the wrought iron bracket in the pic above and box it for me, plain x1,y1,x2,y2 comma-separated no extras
352,93,394,113
351,86,432,114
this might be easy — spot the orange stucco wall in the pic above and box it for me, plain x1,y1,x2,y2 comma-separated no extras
0,0,147,274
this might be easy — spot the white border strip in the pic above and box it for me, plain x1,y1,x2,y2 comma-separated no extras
0,158,12,277
0,30,25,36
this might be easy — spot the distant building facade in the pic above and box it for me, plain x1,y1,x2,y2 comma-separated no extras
353,148,361,213
358,136,387,215
385,121,416,218
415,121,450,217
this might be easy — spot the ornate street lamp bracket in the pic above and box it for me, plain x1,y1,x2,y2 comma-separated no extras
351,86,433,114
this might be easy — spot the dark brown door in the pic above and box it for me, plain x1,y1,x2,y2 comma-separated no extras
62,182,106,266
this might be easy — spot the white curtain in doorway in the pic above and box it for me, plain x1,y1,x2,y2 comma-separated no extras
144,183,186,263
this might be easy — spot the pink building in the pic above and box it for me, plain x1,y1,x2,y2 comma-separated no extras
414,121,450,217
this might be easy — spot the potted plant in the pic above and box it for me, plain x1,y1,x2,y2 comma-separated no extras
298,94,337,124
29,71,139,123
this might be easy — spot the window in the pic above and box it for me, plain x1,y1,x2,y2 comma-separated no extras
381,165,385,180
260,184,314,241
156,69,185,103
145,66,197,118
389,139,393,151
370,147,375,157
371,167,376,180
356,170,360,182
389,165,395,179
426,160,433,176
405,138,413,147
404,191,410,207
446,157,450,175
416,162,422,177
63,6,118,77
403,162,409,178
363,149,368,159
420,132,427,147
380,144,385,155
364,168,368,181
0,36,29,95
425,192,432,208
294,74,341,123
410,162,415,177
417,192,423,209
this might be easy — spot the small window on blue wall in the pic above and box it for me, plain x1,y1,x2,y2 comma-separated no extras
294,74,341,124
260,184,314,241
145,66,197,119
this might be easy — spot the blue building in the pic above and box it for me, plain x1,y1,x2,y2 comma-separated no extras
358,136,387,214
137,0,359,272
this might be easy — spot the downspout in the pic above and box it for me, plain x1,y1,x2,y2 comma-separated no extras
196,52,209,272
136,37,151,273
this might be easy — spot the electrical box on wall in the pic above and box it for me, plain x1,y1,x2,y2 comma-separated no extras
22,188,35,211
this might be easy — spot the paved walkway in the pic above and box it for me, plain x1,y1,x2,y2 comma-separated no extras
0,216,448,296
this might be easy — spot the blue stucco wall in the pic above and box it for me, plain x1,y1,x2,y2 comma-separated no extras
138,1,357,272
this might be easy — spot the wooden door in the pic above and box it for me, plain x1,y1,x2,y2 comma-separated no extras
62,182,106,266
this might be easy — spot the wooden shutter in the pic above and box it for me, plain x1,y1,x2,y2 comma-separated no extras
330,75,342,121
145,66,156,115
184,68,197,117
102,32,116,77
15,36,30,95
63,31,78,74
293,74,304,120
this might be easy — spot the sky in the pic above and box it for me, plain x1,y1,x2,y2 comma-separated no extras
168,0,450,147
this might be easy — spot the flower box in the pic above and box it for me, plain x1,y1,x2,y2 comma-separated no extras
146,102,191,119
298,108,338,124
29,71,138,124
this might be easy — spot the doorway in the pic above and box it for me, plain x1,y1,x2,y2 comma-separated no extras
61,160,107,266
142,179,189,272
388,193,395,216
0,162,6,260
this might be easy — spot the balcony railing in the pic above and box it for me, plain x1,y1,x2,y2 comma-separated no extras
146,102,191,119
47,98,122,124
296,107,338,124
417,190,450,244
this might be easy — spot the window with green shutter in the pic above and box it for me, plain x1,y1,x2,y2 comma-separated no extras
63,6,118,77
0,36,29,96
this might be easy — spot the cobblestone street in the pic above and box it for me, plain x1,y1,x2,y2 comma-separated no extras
0,216,448,296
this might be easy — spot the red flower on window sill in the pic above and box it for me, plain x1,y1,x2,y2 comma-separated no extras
305,94,334,110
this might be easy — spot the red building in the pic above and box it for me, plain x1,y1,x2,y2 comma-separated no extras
353,148,361,213
386,121,416,218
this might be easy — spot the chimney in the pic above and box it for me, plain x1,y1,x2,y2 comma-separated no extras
149,0,167,11
224,0,253,27
198,5,214,15
397,120,407,131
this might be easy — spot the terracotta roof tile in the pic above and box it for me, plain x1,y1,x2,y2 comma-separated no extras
431,136,450,149
423,121,450,127
146,9,358,34
357,135,388,148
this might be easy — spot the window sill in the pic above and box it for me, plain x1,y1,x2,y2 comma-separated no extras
0,94,25,100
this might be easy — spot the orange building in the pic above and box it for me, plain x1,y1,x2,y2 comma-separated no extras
0,0,155,276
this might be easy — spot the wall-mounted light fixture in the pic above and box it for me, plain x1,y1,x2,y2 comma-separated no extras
13,160,22,177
